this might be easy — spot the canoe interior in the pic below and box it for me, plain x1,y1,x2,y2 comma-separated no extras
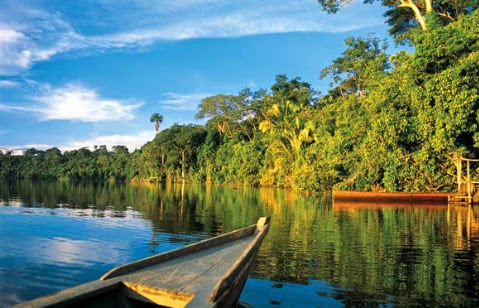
15,217,270,308
53,281,169,308
101,222,258,280
106,232,258,307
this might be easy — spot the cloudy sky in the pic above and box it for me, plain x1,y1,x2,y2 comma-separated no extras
0,0,392,153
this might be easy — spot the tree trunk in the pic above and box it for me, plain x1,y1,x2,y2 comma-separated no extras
161,146,165,165
425,0,433,13
399,0,428,30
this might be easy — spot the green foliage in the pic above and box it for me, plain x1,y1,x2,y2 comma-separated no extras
321,35,389,97
2,9,478,192
154,124,207,181
0,146,133,181
318,0,479,44
196,94,241,142
211,140,265,186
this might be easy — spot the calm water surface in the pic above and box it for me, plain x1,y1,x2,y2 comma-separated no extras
1,180,479,307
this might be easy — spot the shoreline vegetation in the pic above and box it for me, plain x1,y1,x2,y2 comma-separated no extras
1,7,479,194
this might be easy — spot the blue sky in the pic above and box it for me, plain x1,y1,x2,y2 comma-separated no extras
0,0,393,154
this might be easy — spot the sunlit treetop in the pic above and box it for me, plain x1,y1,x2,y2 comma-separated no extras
318,0,479,44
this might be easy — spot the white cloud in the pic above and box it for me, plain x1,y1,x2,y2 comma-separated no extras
0,130,154,154
90,2,381,47
0,80,19,87
0,144,53,155
0,3,84,75
160,92,211,111
0,1,386,75
33,83,143,122
0,103,13,111
0,28,30,74
1,83,143,124
64,130,154,152
0,28,23,42
0,103,28,112
0,12,81,74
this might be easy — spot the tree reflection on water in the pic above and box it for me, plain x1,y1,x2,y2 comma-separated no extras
1,180,478,306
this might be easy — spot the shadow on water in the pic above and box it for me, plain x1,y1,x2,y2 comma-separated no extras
1,180,479,306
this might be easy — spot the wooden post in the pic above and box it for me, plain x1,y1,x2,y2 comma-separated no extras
450,156,479,206
456,157,462,192
467,160,472,204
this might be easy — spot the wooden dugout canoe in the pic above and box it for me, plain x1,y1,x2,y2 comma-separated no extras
16,217,270,308
333,190,453,205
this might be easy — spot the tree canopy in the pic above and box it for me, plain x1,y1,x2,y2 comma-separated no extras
2,6,478,193
318,0,479,43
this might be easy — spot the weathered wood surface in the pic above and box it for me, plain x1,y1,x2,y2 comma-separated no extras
117,235,254,307
101,223,256,280
333,202,449,210
14,279,124,308
210,216,269,306
333,190,453,205
15,217,270,308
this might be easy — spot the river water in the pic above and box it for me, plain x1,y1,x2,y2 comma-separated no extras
1,180,478,307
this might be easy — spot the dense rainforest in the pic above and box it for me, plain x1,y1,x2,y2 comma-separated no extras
1,1,479,193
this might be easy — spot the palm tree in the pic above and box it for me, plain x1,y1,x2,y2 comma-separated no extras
150,113,164,134
259,100,314,159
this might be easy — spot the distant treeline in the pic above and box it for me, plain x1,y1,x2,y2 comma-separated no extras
0,146,132,182
1,9,479,192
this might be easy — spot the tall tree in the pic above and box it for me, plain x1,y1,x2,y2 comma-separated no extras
150,113,164,134
317,0,478,43
320,35,389,98
235,88,267,141
156,124,207,179
196,94,240,141
270,75,313,107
